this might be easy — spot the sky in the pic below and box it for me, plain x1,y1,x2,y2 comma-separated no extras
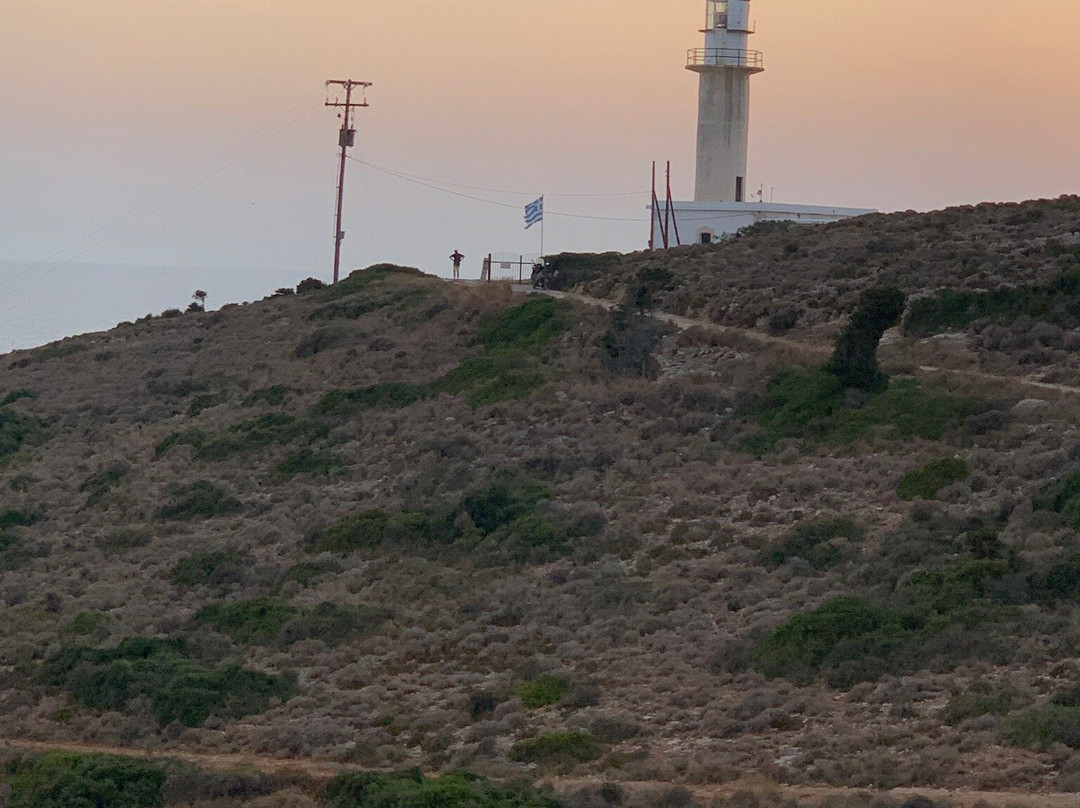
2,0,1080,292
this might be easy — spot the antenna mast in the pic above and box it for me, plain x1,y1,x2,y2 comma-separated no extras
326,79,371,284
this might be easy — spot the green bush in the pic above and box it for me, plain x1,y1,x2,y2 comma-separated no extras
309,509,456,554
0,389,37,407
759,516,862,570
899,457,972,501
194,597,297,644
828,379,987,443
431,353,548,408
170,550,246,588
322,770,562,808
307,481,571,563
464,481,550,534
752,519,1027,688
0,510,38,530
312,383,427,418
0,407,43,461
78,465,128,507
200,413,328,460
1033,471,1080,528
154,429,208,459
276,602,389,647
941,689,1015,726
541,251,625,292
157,414,328,461
906,274,1080,337
601,308,671,378
751,596,916,685
516,675,569,708
2,752,164,808
63,611,107,636
0,509,42,571
154,481,244,521
1034,555,1080,602
186,391,227,417
903,559,1011,615
42,638,293,727
743,371,987,455
508,733,606,766
1002,705,1080,750
242,385,294,407
477,298,572,352
625,266,675,315
275,448,344,478
196,597,385,647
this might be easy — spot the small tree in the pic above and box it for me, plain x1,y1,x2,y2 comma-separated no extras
189,290,207,312
823,286,906,392
626,266,674,315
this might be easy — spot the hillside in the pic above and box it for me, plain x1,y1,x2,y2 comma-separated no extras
2,201,1080,808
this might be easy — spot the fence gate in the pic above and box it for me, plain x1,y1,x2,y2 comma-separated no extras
481,252,540,283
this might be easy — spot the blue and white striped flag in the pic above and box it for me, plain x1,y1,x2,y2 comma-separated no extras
525,196,544,229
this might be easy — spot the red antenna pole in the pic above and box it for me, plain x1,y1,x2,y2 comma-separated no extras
666,162,681,247
649,162,657,251
326,79,371,284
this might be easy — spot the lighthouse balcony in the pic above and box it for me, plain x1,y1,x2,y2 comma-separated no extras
686,48,764,72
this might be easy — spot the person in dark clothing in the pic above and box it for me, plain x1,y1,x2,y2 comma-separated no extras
450,250,465,280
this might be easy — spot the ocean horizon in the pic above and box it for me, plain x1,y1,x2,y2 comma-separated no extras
0,261,320,354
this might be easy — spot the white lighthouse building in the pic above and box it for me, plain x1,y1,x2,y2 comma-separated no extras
652,0,873,246
690,0,761,203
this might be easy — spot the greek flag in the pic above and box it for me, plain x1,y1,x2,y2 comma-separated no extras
524,196,544,229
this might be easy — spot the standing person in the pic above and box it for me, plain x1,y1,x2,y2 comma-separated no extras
450,250,465,280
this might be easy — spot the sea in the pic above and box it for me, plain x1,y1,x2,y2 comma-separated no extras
0,261,308,354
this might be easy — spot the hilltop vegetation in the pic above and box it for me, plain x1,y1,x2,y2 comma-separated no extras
5,200,1080,805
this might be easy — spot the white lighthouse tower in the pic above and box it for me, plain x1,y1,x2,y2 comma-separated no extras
650,1,874,248
688,0,763,203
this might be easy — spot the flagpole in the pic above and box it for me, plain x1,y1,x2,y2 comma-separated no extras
540,205,545,260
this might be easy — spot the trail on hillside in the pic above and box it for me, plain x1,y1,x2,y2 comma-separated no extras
534,287,1080,398
0,737,347,781
2,737,1076,808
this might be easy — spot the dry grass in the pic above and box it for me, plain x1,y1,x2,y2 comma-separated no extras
1,204,1080,804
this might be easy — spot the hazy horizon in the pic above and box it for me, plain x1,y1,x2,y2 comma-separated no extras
3,0,1080,295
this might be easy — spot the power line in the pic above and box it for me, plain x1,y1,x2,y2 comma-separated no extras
350,157,649,223
350,159,648,198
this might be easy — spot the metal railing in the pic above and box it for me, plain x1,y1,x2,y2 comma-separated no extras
686,48,764,71
481,252,540,283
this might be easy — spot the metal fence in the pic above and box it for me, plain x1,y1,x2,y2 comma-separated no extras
481,252,540,283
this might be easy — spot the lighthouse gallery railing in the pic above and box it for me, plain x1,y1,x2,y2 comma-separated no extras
686,48,764,70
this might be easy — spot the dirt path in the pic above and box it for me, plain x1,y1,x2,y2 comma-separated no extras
550,776,1080,808
0,737,347,781
534,287,1080,399
4,737,1078,806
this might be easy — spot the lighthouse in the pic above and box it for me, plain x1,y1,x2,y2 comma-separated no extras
650,0,874,248
688,0,763,203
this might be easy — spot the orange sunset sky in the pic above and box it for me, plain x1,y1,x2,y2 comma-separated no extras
2,0,1080,278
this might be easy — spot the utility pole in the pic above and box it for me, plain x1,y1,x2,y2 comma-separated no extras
325,79,371,284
